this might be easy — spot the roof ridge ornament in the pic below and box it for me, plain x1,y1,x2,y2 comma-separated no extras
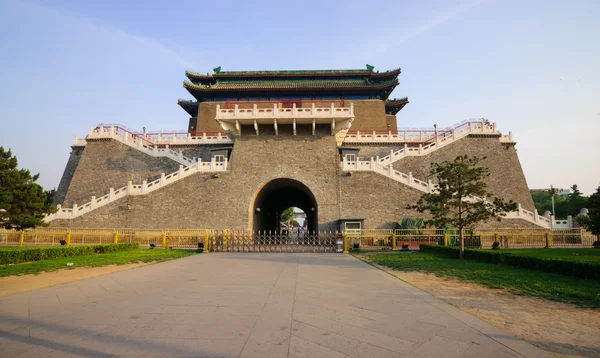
213,66,222,74
366,64,374,72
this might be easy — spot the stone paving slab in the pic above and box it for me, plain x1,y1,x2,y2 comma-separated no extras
0,253,552,357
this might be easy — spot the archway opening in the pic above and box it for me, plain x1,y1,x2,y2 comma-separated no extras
280,207,308,237
252,179,317,232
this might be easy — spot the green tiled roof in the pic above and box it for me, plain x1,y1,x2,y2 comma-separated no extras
177,99,199,116
385,97,409,115
184,78,398,92
385,97,409,105
186,67,401,82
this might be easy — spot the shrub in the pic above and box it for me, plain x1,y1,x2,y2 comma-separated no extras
419,245,600,280
0,243,139,265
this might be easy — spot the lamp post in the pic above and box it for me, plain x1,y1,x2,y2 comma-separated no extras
549,184,558,217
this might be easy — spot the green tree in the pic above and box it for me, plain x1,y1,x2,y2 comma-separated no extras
410,155,518,259
577,186,600,240
0,147,56,230
531,191,568,218
567,184,588,217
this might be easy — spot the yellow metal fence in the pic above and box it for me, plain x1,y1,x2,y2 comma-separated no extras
0,228,211,249
344,228,597,250
0,228,596,251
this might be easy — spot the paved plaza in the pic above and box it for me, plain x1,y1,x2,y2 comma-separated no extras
0,253,550,357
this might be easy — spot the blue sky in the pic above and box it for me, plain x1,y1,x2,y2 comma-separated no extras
0,0,598,194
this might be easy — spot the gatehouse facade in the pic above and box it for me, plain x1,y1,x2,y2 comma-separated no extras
47,65,564,230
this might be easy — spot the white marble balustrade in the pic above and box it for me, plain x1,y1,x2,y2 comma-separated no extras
45,159,227,221
216,103,354,120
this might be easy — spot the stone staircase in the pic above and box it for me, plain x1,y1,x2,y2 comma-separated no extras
343,120,514,167
74,124,232,166
341,159,567,229
45,159,228,222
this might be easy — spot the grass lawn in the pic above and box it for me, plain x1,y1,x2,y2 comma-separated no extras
356,251,600,308
497,248,600,264
0,248,199,277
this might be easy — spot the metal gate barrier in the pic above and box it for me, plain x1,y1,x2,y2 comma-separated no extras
208,231,338,252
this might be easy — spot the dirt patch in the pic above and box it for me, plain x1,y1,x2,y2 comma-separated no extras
0,263,150,298
380,267,600,358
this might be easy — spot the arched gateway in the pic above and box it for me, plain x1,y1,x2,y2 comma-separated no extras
251,178,317,232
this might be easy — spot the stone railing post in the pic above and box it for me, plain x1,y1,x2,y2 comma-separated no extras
187,133,191,143
517,203,522,216
127,181,133,195
273,104,277,116
253,103,257,116
350,103,354,116
427,180,433,193
89,126,94,136
388,166,393,176
330,102,335,116
160,173,165,185
234,104,239,116
493,122,497,132
408,172,413,184
370,157,374,170
109,187,115,201
141,180,147,193
567,215,573,228
311,103,315,116
90,196,96,209
72,204,78,217
216,104,221,115
178,165,184,177
419,144,423,154
533,210,539,222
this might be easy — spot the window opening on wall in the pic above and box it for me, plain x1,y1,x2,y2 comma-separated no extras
214,155,225,162
344,222,361,230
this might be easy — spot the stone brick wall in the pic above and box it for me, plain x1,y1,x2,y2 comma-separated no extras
53,146,84,206
193,100,390,134
391,136,535,211
385,114,398,132
61,139,182,207
340,171,424,229
345,100,388,132
51,132,537,230
53,132,342,230
195,101,226,133
339,171,539,229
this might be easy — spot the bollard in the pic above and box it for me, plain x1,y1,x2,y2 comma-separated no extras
342,233,349,253
204,233,209,253
443,231,449,246
545,232,551,248
19,231,24,247
113,232,119,244
162,232,167,249
66,231,71,246
392,231,397,250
